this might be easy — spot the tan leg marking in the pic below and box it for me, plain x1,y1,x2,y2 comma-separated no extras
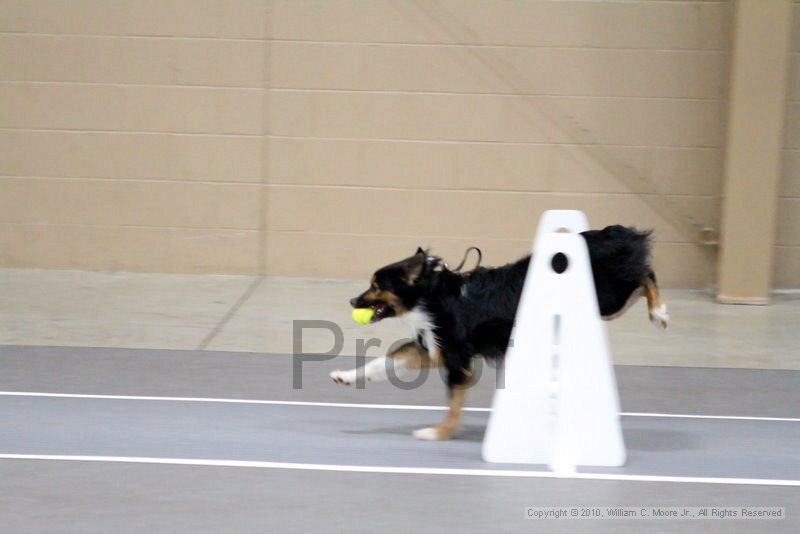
645,277,669,329
413,372,471,441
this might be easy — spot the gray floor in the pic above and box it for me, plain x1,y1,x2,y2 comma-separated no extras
3,395,800,482
2,345,800,417
2,345,800,533
3,461,796,534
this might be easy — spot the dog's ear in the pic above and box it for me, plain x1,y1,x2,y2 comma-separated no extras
405,248,427,285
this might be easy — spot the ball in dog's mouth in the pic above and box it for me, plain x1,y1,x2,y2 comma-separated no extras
352,308,374,325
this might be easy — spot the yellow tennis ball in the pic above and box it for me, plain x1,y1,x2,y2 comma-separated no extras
352,308,373,325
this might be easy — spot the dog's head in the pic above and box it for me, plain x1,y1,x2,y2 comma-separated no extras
349,247,437,323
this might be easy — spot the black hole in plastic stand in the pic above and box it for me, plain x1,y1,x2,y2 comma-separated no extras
551,252,568,274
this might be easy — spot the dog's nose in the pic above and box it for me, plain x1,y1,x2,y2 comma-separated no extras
349,297,358,307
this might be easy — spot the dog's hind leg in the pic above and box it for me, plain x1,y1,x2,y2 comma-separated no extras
645,272,669,329
330,341,437,386
413,370,472,441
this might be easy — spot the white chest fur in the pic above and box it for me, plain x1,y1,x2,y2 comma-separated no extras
401,305,439,358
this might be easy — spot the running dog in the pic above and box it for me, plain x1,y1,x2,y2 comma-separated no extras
330,225,668,440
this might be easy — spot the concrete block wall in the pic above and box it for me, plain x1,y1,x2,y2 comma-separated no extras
779,0,800,287
0,0,796,286
0,0,268,274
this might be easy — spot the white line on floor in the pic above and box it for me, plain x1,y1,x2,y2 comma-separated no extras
1,391,799,422
0,391,473,411
1,454,799,487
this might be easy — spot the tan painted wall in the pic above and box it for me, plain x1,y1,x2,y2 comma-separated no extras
0,0,793,287
0,0,269,274
265,0,730,287
778,1,800,288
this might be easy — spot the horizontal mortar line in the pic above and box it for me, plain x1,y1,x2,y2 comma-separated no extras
0,221,260,232
0,79,263,90
0,455,798,487
2,392,798,422
0,128,262,137
0,221,708,244
547,0,726,2
0,80,263,90
269,38,728,54
266,183,718,198
0,35,734,52
267,135,723,151
270,231,531,242
0,33,732,52
0,176,717,197
0,175,262,186
267,135,722,150
532,0,727,4
555,0,727,4
0,31,265,42
270,87,724,102
266,230,700,245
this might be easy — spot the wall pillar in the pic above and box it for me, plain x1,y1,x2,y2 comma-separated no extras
717,0,792,304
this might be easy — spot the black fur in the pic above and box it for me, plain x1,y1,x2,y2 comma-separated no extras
350,225,655,389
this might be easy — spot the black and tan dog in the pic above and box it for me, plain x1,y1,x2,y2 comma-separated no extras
330,225,668,440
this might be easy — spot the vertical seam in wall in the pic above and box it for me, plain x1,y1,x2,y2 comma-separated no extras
257,0,272,277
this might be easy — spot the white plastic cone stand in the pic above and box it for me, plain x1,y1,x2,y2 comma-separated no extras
482,210,626,471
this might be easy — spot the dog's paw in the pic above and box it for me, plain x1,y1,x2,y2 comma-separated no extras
329,369,357,386
412,427,442,440
412,425,454,441
649,304,669,329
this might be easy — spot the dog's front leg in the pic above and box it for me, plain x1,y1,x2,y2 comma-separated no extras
413,370,472,441
330,341,435,386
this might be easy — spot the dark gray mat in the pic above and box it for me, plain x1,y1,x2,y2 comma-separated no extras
1,345,800,418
